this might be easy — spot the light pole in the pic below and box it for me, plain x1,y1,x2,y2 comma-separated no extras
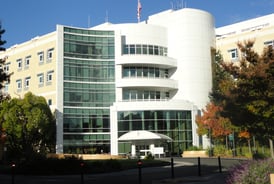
208,128,213,157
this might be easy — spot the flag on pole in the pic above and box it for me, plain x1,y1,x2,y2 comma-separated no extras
137,0,142,22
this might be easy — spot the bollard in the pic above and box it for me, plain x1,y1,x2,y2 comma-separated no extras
171,157,174,178
137,159,142,184
11,163,16,184
197,157,201,176
218,156,222,173
80,162,85,184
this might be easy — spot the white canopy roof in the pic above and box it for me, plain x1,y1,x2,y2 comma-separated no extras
118,130,172,142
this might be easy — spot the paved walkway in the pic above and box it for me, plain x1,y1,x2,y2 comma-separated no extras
0,157,240,184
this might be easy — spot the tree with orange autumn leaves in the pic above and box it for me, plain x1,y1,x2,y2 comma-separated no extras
199,41,274,158
196,102,233,141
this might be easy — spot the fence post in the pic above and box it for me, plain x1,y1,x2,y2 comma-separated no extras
197,157,201,176
11,163,16,184
218,156,222,173
171,157,174,178
80,162,84,184
137,159,142,184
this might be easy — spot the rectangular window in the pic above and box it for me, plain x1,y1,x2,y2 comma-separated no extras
38,51,44,63
123,45,129,54
264,40,274,46
142,45,148,54
159,47,164,56
37,73,44,86
156,91,160,99
4,62,10,73
143,67,148,77
129,44,135,54
47,70,54,83
48,99,52,106
148,45,154,55
16,79,22,90
123,67,130,77
165,92,170,99
163,48,168,56
130,67,136,77
25,55,31,68
47,48,54,61
155,68,160,77
25,77,31,88
123,89,130,100
228,48,238,60
4,83,8,93
17,59,22,70
136,44,142,54
137,67,142,77
154,46,159,55
164,69,169,78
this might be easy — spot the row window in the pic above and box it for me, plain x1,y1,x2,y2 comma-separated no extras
38,48,54,64
123,44,168,56
15,71,54,90
16,77,31,90
15,48,54,70
123,66,169,78
228,40,273,61
123,89,169,101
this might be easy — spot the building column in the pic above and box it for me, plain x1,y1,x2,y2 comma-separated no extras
110,106,118,155
131,144,136,157
150,144,155,155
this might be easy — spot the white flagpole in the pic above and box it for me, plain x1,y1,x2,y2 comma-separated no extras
137,0,142,22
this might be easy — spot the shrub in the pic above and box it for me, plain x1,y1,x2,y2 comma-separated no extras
187,146,203,151
210,145,225,156
226,158,274,184
144,152,154,160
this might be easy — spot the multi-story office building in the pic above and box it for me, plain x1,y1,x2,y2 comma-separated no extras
7,7,273,156
216,13,274,62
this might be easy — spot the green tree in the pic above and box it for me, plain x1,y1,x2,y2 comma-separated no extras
0,92,56,160
0,23,12,159
210,50,235,105
0,23,11,94
220,41,274,158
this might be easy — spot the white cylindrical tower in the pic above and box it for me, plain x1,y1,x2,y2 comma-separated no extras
148,8,215,109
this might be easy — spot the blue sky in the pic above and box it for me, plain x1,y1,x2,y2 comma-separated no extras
1,0,274,48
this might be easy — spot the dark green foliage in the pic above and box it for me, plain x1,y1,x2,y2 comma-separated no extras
0,23,6,51
0,23,11,100
212,41,274,142
0,92,56,160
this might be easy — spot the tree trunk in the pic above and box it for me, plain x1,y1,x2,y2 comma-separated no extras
248,139,252,154
269,139,274,159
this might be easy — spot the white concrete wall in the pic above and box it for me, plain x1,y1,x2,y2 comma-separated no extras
147,8,215,109
56,25,64,153
95,9,215,155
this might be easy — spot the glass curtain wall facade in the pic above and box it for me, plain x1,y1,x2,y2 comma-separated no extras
62,27,115,154
118,110,192,155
